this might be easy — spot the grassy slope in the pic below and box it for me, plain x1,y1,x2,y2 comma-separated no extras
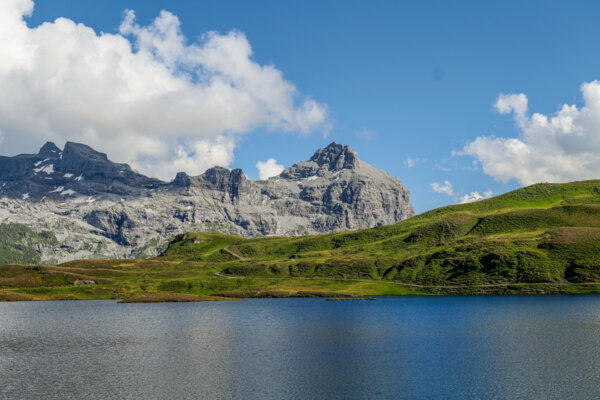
4,180,600,300
0,223,58,265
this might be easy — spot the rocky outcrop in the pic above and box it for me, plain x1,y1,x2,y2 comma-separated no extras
83,210,136,246
0,141,414,264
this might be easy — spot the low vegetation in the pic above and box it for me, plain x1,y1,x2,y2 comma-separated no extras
0,223,57,265
4,180,600,300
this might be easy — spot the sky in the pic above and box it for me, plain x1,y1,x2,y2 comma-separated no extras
2,0,600,213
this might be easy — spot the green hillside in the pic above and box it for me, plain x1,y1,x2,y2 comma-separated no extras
4,180,600,300
163,181,600,284
0,223,58,265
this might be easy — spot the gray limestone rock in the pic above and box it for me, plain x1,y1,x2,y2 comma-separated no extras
0,141,414,264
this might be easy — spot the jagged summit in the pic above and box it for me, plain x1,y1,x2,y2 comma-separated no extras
63,141,109,162
172,172,192,187
281,142,365,179
0,140,414,264
171,142,359,183
0,140,410,202
0,141,165,201
310,142,359,171
39,141,61,156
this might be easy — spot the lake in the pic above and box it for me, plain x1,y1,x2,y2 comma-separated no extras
1,296,600,399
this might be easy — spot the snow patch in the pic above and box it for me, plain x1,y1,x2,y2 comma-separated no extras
22,193,29,200
60,189,76,196
64,173,74,178
34,158,50,167
34,164,54,174
49,186,64,193
74,175,84,181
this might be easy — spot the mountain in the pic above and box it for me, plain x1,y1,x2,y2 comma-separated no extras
0,141,414,264
4,180,600,301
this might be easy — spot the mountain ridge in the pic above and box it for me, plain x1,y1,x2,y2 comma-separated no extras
0,141,414,264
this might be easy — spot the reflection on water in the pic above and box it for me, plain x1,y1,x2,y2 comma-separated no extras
1,296,600,399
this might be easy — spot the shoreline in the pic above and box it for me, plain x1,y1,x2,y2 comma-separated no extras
2,281,600,302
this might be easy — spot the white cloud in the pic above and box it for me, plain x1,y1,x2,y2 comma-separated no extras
138,136,236,180
405,157,427,168
256,158,284,180
430,180,454,196
0,0,329,180
459,191,493,204
494,93,528,118
464,81,600,186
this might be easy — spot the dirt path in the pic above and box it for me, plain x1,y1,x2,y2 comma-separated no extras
223,247,246,260
214,271,244,279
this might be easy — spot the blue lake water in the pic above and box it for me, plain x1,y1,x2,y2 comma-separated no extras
1,296,600,399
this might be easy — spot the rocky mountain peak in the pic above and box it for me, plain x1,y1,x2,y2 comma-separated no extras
39,142,61,157
310,142,359,171
62,141,111,166
201,166,247,204
202,166,246,184
280,142,361,179
172,172,191,187
203,166,231,185
0,141,165,201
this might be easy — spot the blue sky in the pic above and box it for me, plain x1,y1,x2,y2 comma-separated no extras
9,0,600,213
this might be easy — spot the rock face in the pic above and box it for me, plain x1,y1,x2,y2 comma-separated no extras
0,141,414,264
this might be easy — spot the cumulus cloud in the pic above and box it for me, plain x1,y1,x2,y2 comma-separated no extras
430,180,454,196
256,158,284,180
494,93,528,118
0,0,328,179
464,82,600,186
459,190,493,204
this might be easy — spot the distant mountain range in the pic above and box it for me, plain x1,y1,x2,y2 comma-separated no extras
0,141,414,264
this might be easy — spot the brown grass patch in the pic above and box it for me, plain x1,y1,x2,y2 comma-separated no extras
551,227,600,246
45,266,130,275
0,276,44,288
119,293,239,303
0,291,33,301
215,289,351,298
213,289,261,298
292,291,351,297
213,289,291,298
